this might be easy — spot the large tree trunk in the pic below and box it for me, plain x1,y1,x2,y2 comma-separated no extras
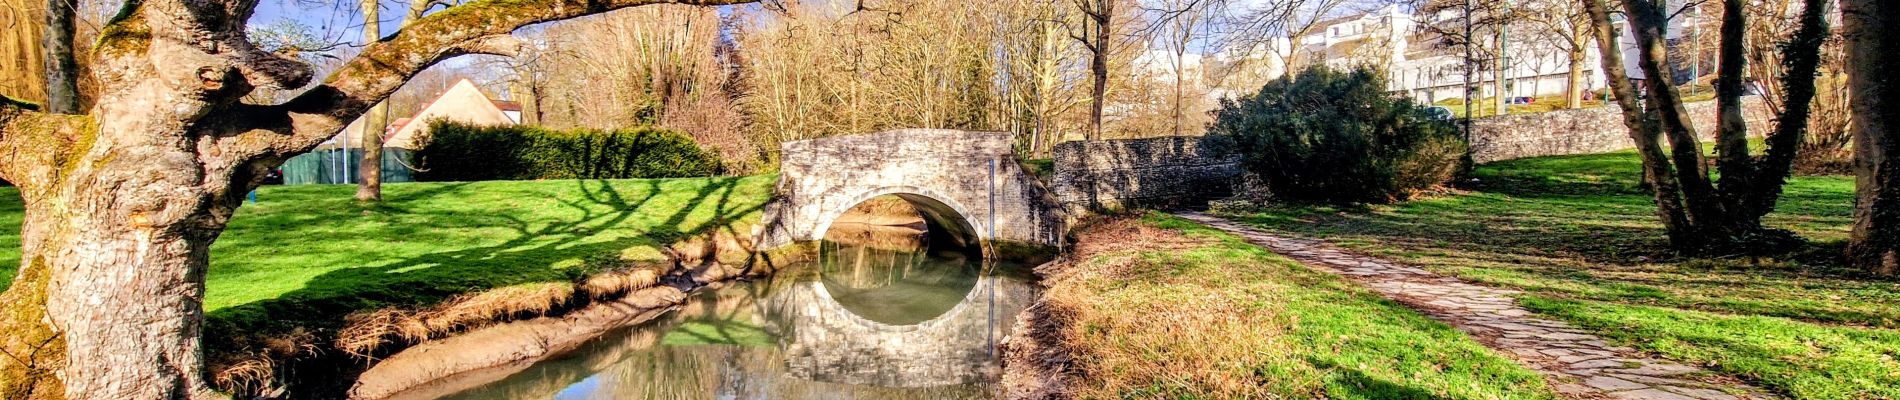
1584,0,1826,254
0,1,756,397
0,100,252,399
41,0,78,114
1583,0,1695,245
1846,0,1900,276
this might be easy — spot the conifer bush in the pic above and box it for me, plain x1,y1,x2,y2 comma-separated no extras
1205,66,1468,204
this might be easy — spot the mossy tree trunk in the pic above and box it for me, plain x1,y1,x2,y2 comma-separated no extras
0,0,754,398
1845,0,1899,276
1581,0,1829,254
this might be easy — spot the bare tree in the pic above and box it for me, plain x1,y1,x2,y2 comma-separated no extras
1149,0,1216,136
996,0,1087,156
1073,0,1117,140
1,0,45,105
41,0,78,113
355,0,386,201
1522,0,1592,108
1738,0,1853,174
0,1,757,397
357,0,456,201
1845,0,1898,276
1581,0,1831,253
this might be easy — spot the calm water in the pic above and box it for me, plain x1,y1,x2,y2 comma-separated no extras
427,223,1041,399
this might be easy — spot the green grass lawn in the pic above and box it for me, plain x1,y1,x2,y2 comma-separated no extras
1215,151,1900,399
1046,214,1559,399
0,176,775,347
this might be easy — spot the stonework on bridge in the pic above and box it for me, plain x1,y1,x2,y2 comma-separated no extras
755,129,1067,251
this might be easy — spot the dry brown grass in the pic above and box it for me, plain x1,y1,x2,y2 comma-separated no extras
1065,215,1207,261
335,281,578,358
1021,215,1560,399
211,356,281,397
667,226,759,266
579,265,667,299
1036,216,1294,399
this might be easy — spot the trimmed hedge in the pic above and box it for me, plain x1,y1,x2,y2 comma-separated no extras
413,121,720,182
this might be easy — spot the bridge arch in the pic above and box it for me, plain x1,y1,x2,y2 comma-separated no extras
812,186,984,250
755,129,1067,253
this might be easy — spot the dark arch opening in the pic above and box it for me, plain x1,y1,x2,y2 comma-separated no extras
815,194,985,325
822,193,981,256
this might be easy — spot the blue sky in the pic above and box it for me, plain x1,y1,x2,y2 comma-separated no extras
248,0,408,47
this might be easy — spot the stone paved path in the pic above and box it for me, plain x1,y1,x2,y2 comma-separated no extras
1175,212,1776,400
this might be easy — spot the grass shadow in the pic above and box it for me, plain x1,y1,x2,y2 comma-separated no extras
200,176,771,397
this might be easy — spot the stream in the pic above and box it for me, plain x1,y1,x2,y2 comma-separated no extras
413,222,1044,399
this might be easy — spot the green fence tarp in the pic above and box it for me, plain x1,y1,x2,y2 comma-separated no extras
281,148,416,185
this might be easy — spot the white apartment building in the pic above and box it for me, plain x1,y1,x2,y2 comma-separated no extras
1210,4,1663,105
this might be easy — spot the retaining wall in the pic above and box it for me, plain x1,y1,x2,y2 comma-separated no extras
1051,136,1240,211
1470,98,1774,163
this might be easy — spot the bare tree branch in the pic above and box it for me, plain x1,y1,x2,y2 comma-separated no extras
220,0,759,164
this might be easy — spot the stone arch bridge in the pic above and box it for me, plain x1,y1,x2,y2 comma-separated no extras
754,129,1067,252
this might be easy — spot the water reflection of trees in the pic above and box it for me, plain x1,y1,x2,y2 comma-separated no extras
817,225,983,325
422,220,1038,399
430,267,995,400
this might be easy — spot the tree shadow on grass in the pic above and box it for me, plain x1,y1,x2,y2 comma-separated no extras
202,176,768,397
1305,357,1448,400
1229,151,1898,327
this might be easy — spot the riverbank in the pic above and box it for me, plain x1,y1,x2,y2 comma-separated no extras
0,176,779,397
1004,214,1561,399
373,216,1036,398
350,240,818,399
1213,150,1899,399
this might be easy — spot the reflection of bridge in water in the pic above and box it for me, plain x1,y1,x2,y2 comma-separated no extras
420,220,1040,399
766,272,1035,388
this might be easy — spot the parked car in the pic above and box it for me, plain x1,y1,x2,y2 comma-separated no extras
1425,106,1456,121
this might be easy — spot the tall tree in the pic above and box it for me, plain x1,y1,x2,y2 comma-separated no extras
1074,0,1114,140
1581,0,1831,253
1845,0,1898,276
356,0,386,201
0,0,756,397
1522,0,1592,109
1152,0,1213,136
357,0,449,202
41,0,78,114
2,0,46,105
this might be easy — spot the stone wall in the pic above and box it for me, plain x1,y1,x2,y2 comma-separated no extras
1470,97,1774,163
1052,136,1240,211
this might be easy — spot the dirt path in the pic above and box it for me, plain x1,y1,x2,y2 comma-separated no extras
1176,212,1777,400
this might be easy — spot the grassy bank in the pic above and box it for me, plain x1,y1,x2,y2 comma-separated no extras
0,176,776,394
1215,151,1900,399
1037,214,1559,399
